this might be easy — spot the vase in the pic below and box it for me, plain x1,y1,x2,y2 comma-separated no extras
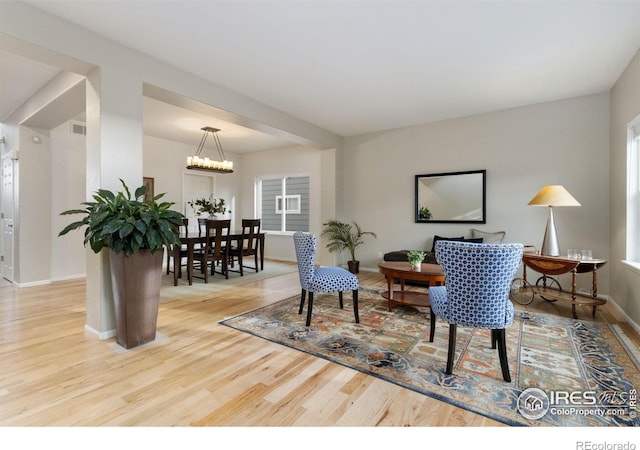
410,262,421,271
109,249,163,349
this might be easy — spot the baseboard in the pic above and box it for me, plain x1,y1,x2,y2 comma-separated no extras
605,295,640,336
16,279,52,288
84,324,116,340
51,274,86,282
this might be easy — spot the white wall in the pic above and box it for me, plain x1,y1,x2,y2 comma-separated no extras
610,48,640,328
50,120,86,281
18,125,52,284
343,93,611,296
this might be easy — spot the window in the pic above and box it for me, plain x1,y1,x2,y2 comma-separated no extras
275,195,301,214
626,114,640,264
258,176,309,232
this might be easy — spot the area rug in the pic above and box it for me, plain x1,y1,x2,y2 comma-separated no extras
219,288,640,426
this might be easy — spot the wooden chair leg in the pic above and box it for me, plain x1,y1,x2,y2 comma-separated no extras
352,289,359,323
429,308,436,342
298,289,306,314
495,328,511,382
338,291,344,309
305,291,314,326
446,324,457,374
203,257,209,284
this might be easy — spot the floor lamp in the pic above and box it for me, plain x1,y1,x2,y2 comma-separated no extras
528,185,581,256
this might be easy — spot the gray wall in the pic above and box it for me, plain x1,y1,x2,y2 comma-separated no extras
343,93,611,298
610,48,640,328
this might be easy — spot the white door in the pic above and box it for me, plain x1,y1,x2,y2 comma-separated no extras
1,155,16,282
182,172,215,232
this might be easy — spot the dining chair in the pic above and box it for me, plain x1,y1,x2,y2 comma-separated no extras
228,219,261,276
428,240,523,382
166,218,189,282
192,219,231,282
293,231,359,327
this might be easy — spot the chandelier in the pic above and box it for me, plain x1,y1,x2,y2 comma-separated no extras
186,126,234,173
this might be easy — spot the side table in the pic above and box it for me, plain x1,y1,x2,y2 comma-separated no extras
513,253,607,319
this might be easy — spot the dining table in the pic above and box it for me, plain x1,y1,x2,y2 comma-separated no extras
173,230,266,286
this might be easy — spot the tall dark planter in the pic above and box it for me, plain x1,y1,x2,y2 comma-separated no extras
109,249,163,349
348,260,360,274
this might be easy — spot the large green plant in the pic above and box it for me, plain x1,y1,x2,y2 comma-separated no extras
321,220,377,261
58,179,184,256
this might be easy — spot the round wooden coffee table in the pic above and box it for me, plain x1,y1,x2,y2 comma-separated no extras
378,261,444,312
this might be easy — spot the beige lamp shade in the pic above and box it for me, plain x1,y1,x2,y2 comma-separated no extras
528,185,581,207
528,185,580,256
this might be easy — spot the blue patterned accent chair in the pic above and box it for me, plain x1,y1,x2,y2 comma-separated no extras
293,231,360,327
428,240,523,382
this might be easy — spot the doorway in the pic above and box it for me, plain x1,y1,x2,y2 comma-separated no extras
182,172,215,233
1,152,17,283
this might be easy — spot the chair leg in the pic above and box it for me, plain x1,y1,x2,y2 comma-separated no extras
305,291,314,326
429,308,436,342
298,289,306,314
338,291,344,309
491,329,497,349
352,289,359,323
203,257,209,284
446,324,457,374
495,328,511,382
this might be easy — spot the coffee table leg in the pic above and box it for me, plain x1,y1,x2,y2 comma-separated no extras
386,275,394,312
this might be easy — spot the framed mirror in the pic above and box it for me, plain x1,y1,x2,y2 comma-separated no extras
415,170,486,223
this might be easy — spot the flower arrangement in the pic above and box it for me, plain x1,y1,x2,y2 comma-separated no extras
407,250,426,270
187,195,228,216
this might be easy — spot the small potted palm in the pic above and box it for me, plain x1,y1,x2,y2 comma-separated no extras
59,179,184,349
321,220,377,273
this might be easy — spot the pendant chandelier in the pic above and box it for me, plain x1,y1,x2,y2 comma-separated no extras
186,126,234,173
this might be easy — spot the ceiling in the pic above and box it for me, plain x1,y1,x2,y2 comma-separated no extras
4,1,640,147
0,48,294,153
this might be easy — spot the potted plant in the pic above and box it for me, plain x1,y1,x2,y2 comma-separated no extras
321,220,377,274
419,206,432,220
58,179,184,349
187,195,229,218
407,250,426,271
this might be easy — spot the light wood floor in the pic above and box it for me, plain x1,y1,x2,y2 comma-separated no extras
0,262,638,427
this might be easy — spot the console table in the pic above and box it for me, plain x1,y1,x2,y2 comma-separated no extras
378,261,444,312
515,253,607,319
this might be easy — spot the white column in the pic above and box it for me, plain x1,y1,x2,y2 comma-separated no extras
84,66,143,338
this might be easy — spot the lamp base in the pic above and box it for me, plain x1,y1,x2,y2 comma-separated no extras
540,206,560,256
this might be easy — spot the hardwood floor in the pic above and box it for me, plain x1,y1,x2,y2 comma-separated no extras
0,262,637,430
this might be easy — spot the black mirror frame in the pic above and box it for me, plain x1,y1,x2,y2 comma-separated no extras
415,169,487,224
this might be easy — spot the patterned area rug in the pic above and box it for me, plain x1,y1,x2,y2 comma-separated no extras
220,288,640,426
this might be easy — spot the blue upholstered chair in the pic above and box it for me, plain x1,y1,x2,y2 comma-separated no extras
293,231,360,327
428,240,523,382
